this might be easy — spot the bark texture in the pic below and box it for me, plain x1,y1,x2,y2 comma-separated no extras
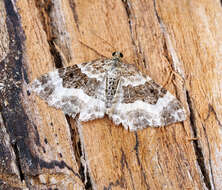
1,0,222,189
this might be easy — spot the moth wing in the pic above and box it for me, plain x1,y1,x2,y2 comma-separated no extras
107,64,186,131
29,62,106,121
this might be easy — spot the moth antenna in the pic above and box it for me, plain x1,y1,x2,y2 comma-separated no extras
79,29,133,58
78,40,107,58
89,30,116,53
120,46,133,56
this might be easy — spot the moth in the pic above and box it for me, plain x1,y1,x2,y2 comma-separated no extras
29,52,186,131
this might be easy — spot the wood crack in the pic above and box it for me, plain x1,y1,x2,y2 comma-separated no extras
65,116,92,189
133,132,150,190
204,104,222,128
186,91,213,190
120,148,135,190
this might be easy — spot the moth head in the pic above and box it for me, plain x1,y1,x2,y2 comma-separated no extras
112,52,123,60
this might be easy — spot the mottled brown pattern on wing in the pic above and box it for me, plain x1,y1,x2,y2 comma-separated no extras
160,99,184,125
30,52,186,129
38,74,50,85
127,109,153,127
59,96,84,115
119,63,141,77
90,60,106,72
105,77,120,108
31,74,55,100
122,80,167,104
58,65,100,97
83,59,107,75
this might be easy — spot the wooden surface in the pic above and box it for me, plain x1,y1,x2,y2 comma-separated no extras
1,0,222,189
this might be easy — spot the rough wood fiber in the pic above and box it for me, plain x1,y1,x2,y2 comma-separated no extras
0,0,222,189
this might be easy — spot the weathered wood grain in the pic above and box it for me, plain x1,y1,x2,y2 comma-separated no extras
1,0,222,189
